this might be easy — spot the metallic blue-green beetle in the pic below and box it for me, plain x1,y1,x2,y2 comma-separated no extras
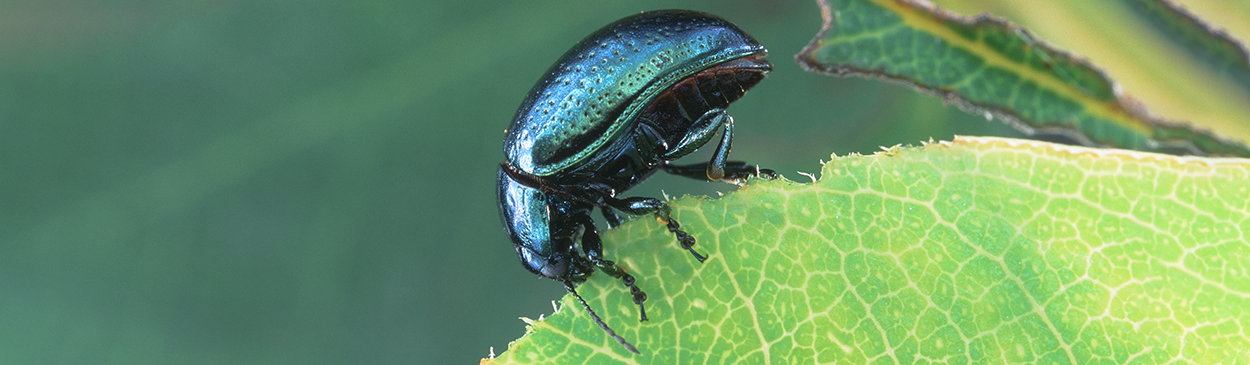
498,10,774,353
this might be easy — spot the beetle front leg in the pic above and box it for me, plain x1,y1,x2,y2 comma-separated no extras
576,215,648,321
605,197,706,262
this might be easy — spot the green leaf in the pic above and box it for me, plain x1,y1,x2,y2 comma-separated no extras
796,0,1250,157
929,0,1250,148
483,136,1250,364
1124,0,1250,91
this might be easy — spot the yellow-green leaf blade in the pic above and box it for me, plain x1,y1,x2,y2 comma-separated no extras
485,136,1250,364
796,0,1250,157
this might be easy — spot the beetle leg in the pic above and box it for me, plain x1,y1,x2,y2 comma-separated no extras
605,197,706,262
663,160,778,181
575,214,608,263
703,111,733,181
595,263,648,322
661,109,728,163
576,214,648,321
601,206,624,228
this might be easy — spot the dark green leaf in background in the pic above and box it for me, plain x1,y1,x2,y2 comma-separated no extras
1124,0,1250,91
929,0,1250,149
797,0,1250,157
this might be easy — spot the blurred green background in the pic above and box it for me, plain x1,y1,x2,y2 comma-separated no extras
0,0,1019,364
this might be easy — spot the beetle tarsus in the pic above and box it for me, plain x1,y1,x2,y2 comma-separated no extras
612,198,709,263
665,217,707,262
621,273,649,321
596,262,649,322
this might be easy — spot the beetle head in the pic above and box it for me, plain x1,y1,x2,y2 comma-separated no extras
498,166,594,282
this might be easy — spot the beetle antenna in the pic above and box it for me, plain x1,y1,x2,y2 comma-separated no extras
564,280,640,354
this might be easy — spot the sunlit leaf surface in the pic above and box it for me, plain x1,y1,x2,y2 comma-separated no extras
484,136,1250,364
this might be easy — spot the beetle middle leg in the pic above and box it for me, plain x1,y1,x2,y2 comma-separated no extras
605,196,706,262
577,214,648,321
600,206,625,229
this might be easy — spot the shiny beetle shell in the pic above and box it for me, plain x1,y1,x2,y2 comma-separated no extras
504,10,767,176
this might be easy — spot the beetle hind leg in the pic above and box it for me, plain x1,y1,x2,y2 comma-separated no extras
659,109,779,183
664,160,778,182
659,109,733,181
